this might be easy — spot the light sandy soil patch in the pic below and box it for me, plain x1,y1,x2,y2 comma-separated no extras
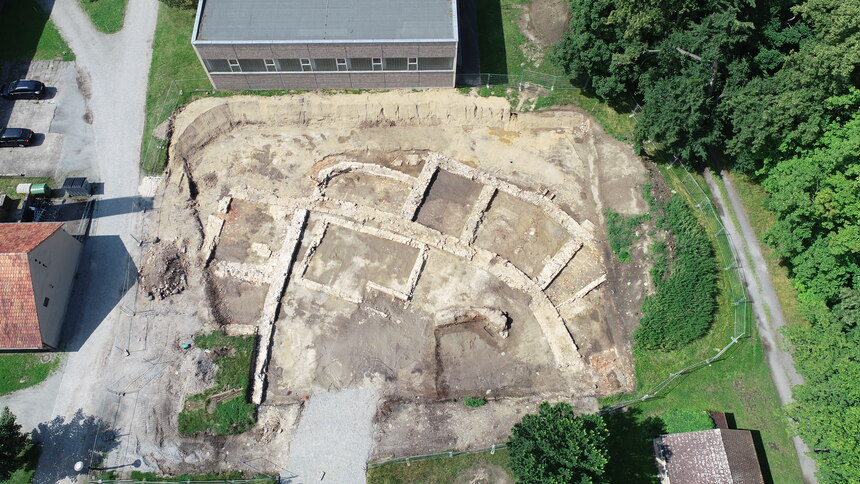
130,90,650,474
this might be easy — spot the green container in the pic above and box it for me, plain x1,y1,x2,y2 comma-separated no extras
30,183,50,196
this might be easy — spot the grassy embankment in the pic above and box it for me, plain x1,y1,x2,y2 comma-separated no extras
78,0,128,34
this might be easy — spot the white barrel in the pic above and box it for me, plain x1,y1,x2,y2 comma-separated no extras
15,183,31,195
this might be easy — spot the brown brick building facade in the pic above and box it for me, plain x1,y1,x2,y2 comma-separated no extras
192,0,458,90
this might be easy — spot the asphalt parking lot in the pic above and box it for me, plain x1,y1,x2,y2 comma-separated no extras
0,60,95,178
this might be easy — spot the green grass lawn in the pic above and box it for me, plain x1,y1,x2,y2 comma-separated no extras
367,449,511,483
0,353,61,396
0,0,73,61
599,165,804,484
141,3,210,174
177,332,256,435
78,0,128,34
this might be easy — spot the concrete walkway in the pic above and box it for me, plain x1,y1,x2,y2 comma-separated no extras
703,168,818,483
0,1,158,482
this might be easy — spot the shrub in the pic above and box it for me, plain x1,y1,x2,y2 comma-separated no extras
634,195,717,350
158,0,196,9
464,397,487,407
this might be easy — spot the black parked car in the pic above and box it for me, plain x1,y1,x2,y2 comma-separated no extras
0,128,34,147
1,80,46,100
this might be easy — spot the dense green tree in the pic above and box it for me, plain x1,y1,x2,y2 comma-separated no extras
785,289,860,483
507,402,609,484
761,90,860,304
0,407,29,480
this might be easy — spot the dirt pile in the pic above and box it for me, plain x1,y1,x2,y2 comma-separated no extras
140,242,188,300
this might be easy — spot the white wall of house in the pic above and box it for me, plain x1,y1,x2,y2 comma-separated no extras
27,229,82,348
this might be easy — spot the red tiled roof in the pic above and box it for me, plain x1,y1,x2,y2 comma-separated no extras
0,223,62,349
0,222,62,253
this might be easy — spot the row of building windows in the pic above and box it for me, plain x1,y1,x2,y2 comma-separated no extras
204,57,454,74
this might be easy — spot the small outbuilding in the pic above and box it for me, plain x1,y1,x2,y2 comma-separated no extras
192,0,459,90
654,428,766,484
0,222,82,350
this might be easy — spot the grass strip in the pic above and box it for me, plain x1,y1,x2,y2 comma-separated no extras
141,3,209,174
0,0,73,61
0,353,61,397
367,449,511,484
78,0,128,34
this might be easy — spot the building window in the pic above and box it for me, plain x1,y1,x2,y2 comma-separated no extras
349,58,372,71
43,297,50,307
238,59,266,72
228,59,241,72
372,58,383,71
313,59,337,71
277,59,302,72
384,58,407,71
300,58,312,72
264,59,277,72
336,58,348,71
204,59,231,73
418,57,454,71
408,57,418,71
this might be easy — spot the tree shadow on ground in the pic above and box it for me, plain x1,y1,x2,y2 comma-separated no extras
603,408,664,484
30,409,119,484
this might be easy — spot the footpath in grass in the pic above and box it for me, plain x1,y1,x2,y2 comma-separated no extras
0,353,61,396
0,0,73,61
78,0,128,34
177,332,256,435
600,165,804,484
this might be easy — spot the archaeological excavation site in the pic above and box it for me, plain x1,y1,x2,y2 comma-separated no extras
134,90,653,476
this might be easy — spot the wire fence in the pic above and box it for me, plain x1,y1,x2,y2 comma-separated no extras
600,163,752,413
366,443,507,470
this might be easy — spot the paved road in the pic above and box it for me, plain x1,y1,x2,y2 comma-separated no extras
0,0,158,482
703,168,818,483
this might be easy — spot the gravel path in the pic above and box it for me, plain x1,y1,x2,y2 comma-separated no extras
703,168,818,483
0,1,158,482
285,388,380,484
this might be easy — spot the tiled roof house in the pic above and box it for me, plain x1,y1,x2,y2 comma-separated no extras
0,223,82,350
654,428,766,484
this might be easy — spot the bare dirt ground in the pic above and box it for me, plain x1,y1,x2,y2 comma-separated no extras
128,90,650,477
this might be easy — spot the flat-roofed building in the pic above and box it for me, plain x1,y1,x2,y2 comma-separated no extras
192,0,459,90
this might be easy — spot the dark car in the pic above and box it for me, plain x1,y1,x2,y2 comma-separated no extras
1,80,46,100
0,128,34,147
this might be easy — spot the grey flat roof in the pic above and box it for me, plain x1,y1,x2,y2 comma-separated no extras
195,0,457,43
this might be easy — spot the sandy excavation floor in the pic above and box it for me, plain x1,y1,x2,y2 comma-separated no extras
131,90,651,475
